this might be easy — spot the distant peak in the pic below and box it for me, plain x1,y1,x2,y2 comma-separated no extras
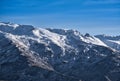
96,34,117,37
0,21,10,24
85,33,90,37
0,22,19,28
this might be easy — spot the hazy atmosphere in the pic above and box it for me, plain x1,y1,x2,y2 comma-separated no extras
0,0,120,35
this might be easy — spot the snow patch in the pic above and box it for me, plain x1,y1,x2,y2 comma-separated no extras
0,22,19,28
108,40,120,44
82,36,107,47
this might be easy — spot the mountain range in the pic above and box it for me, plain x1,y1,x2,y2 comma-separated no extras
0,22,120,81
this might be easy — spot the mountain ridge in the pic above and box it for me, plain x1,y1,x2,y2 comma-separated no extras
0,22,120,81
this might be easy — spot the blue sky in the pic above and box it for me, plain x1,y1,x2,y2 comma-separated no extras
0,0,120,35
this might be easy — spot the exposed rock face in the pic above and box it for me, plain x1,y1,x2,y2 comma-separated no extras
0,22,120,81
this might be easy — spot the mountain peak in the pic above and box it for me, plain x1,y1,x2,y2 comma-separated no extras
0,22,19,28
84,33,91,37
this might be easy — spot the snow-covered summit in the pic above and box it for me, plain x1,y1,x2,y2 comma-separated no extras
0,22,19,28
0,22,34,35
46,28,107,47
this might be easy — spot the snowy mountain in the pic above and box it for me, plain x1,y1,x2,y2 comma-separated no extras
95,35,120,51
0,22,120,81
